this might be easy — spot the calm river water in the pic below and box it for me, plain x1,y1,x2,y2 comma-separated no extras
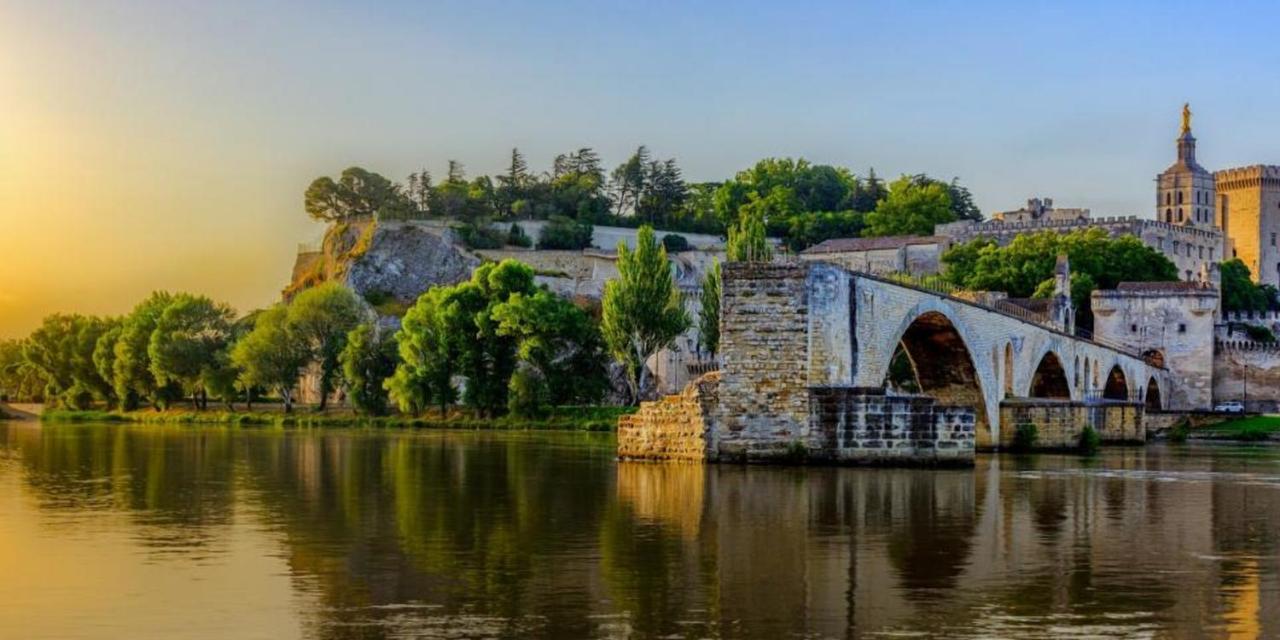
0,422,1278,639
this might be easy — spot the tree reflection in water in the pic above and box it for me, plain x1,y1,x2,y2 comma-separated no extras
2,423,1279,639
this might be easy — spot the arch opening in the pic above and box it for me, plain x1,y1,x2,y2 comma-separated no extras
1029,351,1071,399
883,311,991,447
1145,378,1162,410
1102,365,1129,401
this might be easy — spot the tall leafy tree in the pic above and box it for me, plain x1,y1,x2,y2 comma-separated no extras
611,146,650,217
864,175,955,237
601,226,691,402
386,287,458,415
113,292,178,410
339,322,398,416
698,260,722,358
496,148,531,218
304,167,413,221
286,283,365,411
492,289,608,408
726,209,773,262
1220,259,1280,311
148,294,235,409
231,305,309,413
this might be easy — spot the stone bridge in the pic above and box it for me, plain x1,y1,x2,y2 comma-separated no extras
796,263,1167,448
621,261,1167,465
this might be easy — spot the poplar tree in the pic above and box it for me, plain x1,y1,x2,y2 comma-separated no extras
601,226,690,403
698,260,721,358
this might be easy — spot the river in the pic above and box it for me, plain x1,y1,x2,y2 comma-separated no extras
0,421,1277,639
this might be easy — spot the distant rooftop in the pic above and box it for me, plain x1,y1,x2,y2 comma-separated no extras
802,235,946,254
1112,281,1212,293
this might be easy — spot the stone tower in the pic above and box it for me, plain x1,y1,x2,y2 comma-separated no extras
1050,254,1075,335
1157,104,1217,228
1215,165,1280,287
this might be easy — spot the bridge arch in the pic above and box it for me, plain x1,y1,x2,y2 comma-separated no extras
1102,364,1129,401
1029,350,1071,399
870,303,997,448
1144,377,1163,410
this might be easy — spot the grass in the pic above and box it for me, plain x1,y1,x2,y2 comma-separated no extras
40,405,636,432
1198,415,1280,442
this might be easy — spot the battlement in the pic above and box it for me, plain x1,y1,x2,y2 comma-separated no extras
939,215,1222,241
1214,165,1280,186
1217,339,1280,353
1222,310,1280,323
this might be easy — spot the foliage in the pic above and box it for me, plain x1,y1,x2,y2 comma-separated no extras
147,294,235,409
339,322,398,416
698,260,721,358
536,215,594,250
0,339,42,402
601,227,691,403
1078,425,1101,454
305,167,418,221
1241,323,1277,343
661,233,690,253
864,176,954,237
942,228,1179,329
113,292,180,410
492,287,608,407
286,283,366,410
507,223,532,248
726,209,772,262
386,287,457,415
1220,259,1280,312
1168,419,1191,443
1012,423,1039,452
507,366,551,419
231,305,309,412
455,222,506,249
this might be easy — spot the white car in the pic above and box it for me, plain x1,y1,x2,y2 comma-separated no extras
1214,401,1245,413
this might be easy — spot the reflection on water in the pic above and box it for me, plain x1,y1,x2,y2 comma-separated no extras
0,423,1278,639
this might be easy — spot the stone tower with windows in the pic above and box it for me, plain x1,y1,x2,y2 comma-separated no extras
1157,104,1217,228
1214,165,1280,287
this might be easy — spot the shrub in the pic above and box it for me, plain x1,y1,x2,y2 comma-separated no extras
1012,423,1038,451
507,223,532,248
1243,323,1277,343
1168,418,1191,443
456,223,506,249
537,216,593,250
661,233,690,253
1078,425,1101,454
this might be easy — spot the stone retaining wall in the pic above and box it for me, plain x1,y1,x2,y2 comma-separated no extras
807,388,975,465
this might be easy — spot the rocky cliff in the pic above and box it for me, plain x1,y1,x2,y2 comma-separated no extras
285,220,480,308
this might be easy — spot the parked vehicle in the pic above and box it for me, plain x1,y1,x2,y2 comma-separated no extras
1213,401,1245,413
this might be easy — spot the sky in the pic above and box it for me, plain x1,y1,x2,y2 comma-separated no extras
5,0,1280,338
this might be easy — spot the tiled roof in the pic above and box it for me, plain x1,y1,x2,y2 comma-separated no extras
801,235,946,254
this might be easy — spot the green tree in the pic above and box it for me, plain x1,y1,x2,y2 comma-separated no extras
495,148,531,218
387,287,459,415
698,260,721,358
0,339,42,402
113,292,178,410
305,167,413,222
726,209,773,262
339,322,398,416
492,289,608,408
1220,259,1278,311
942,228,1179,329
231,305,309,412
148,294,235,410
601,226,690,402
286,283,365,411
864,176,955,237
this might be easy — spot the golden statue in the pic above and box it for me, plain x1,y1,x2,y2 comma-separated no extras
1181,102,1192,134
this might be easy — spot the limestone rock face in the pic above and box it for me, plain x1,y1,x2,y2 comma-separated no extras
286,220,480,305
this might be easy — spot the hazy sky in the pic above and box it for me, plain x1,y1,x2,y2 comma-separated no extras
5,0,1280,338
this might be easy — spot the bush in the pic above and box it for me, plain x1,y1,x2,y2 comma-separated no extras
1242,323,1277,343
507,223,532,248
1012,423,1038,451
1078,425,1101,454
537,216,593,250
1168,418,1191,443
661,233,690,253
456,223,506,249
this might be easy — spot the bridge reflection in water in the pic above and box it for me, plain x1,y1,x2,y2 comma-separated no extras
0,424,1275,639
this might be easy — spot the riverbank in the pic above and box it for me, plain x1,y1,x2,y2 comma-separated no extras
38,405,635,431
1186,415,1280,442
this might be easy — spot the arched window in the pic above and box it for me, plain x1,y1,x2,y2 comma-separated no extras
1166,193,1172,205
1165,208,1173,222
1177,191,1184,204
1178,207,1184,222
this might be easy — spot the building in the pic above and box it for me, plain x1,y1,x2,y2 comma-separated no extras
992,197,1089,223
798,235,950,275
1156,104,1217,228
1215,165,1280,287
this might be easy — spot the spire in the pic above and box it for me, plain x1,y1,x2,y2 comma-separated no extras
1176,102,1197,166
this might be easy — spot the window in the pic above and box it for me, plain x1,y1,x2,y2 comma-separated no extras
1210,248,1215,260
1177,191,1184,204
1199,246,1204,259
1130,323,1138,333
1166,193,1172,205
1178,323,1187,333
1178,208,1184,222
